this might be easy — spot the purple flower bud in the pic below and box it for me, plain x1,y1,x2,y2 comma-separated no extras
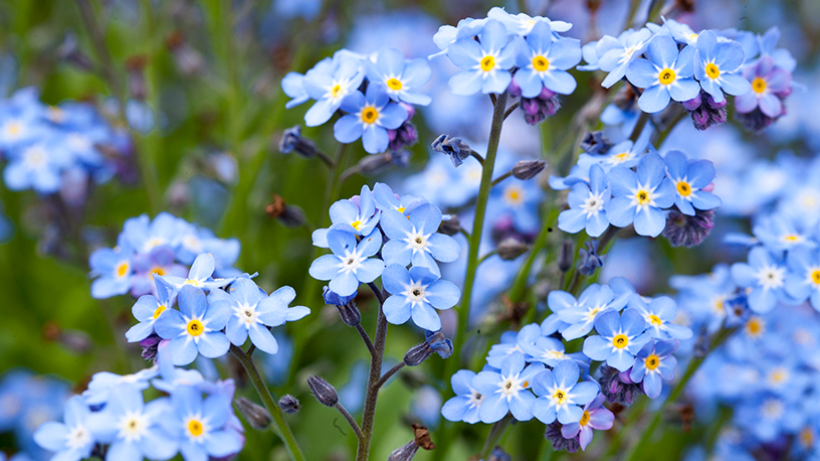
507,78,522,97
399,102,416,120
663,208,714,247
544,422,581,453
681,93,702,111
278,395,301,414
580,131,613,156
235,397,272,429
307,375,338,407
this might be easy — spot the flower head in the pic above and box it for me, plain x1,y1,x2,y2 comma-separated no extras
126,277,176,343
663,150,721,216
366,47,432,106
694,30,751,103
446,19,517,95
308,229,384,297
382,264,460,331
626,35,700,113
380,202,460,277
441,370,485,424
33,396,95,461
582,309,651,372
301,51,366,127
334,83,408,154
629,338,680,398
472,352,545,423
559,393,614,451
514,23,581,98
532,361,599,425
558,164,611,237
606,153,676,237
166,385,243,460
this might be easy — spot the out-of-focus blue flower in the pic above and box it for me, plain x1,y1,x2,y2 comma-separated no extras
154,285,231,365
262,331,294,387
629,295,692,340
441,369,484,424
372,182,422,215
488,176,543,234
163,385,242,460
735,56,791,118
83,368,158,407
752,213,815,253
411,385,442,429
556,284,629,340
731,246,792,313
382,264,460,331
577,138,648,174
656,18,699,46
380,202,459,276
33,396,95,461
273,0,322,21
560,393,614,451
694,31,750,103
446,19,516,95
486,325,540,368
129,246,187,297
308,229,384,297
486,7,572,36
629,338,679,399
281,72,310,109
472,352,544,423
626,35,699,113
125,277,176,342
531,360,598,425
160,253,235,293
208,278,309,354
3,136,71,194
785,249,820,311
663,150,721,216
595,28,652,88
89,242,135,299
366,48,432,106
312,185,381,247
334,83,408,154
558,164,610,237
301,51,365,127
606,153,675,237
582,309,650,372
514,23,581,98
123,212,184,255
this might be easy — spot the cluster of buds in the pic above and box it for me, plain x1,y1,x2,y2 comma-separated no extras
509,81,561,125
682,91,727,131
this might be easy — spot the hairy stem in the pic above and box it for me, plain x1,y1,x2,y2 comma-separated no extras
356,324,376,357
356,283,389,461
373,362,405,392
335,402,363,440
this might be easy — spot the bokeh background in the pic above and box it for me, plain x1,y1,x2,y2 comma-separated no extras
1,0,820,460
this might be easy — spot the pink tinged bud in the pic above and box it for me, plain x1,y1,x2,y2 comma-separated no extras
702,183,715,193
538,86,556,100
400,102,415,120
507,78,522,97
682,93,702,111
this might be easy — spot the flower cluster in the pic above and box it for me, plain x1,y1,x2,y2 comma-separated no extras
443,278,689,452
88,212,241,299
582,20,794,132
556,146,721,241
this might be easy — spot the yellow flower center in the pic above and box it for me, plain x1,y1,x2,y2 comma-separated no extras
7,121,21,135
360,107,379,124
612,152,630,163
480,55,495,72
532,55,549,72
397,206,406,214
188,419,203,436
705,63,720,79
579,410,590,426
801,427,814,448
783,234,800,242
745,317,764,337
648,314,662,326
187,319,204,337
149,266,166,280
350,220,363,231
635,189,650,205
645,354,660,370
152,305,167,320
116,262,130,278
658,68,676,85
676,181,692,196
505,185,524,205
612,334,628,349
812,270,820,285
752,77,766,94
553,390,567,404
386,78,403,90
330,84,343,98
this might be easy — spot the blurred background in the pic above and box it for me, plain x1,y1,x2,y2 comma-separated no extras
1,0,820,460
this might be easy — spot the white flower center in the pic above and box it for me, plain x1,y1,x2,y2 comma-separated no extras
403,280,428,305
543,349,566,361
405,228,431,253
468,389,485,408
498,373,525,398
581,191,606,216
67,133,92,151
631,183,657,209
23,145,48,169
756,265,785,290
117,411,150,443
234,301,261,327
66,424,93,450
762,399,784,420
547,385,573,408
337,248,365,274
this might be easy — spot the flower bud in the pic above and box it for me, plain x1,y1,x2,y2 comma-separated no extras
663,208,714,247
431,134,471,167
558,239,573,273
404,331,453,366
577,241,604,276
438,215,461,236
57,32,94,71
279,125,319,158
323,287,361,327
544,421,581,453
278,395,301,414
512,160,546,181
681,93,702,111
307,375,338,407
388,441,419,461
235,397,272,429
140,334,162,362
497,238,530,261
388,121,418,152
265,195,306,228
579,131,613,156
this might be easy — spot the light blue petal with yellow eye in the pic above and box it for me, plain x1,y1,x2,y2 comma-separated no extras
447,38,484,69
607,349,635,372
760,93,783,118
593,310,620,337
333,115,362,144
382,240,411,267
197,332,229,358
638,84,670,113
607,166,638,196
403,58,432,88
410,202,443,235
340,91,366,113
621,308,647,336
653,178,677,209
676,196,696,216
663,151,688,180
630,359,648,382
647,35,678,68
633,206,666,237
571,381,600,406
399,91,432,106
748,287,777,313
548,38,582,70
557,404,583,425
582,335,611,361
355,259,384,284
167,336,198,365
304,98,337,127
605,196,636,227
637,153,666,186
696,31,718,60
587,211,609,237
714,41,744,71
329,270,359,297
478,19,509,54
625,58,658,88
559,208,587,234
669,78,700,102
542,69,577,95
428,233,460,263
479,394,508,424
249,325,278,354
411,302,441,331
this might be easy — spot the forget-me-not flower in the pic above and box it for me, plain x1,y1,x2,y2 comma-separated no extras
89,242,134,299
596,28,652,88
163,385,242,461
380,203,460,276
560,393,614,451
694,31,751,103
313,185,381,248
558,164,611,237
736,56,791,117
514,23,581,98
334,83,408,154
486,324,541,368
126,277,176,342
154,285,230,365
372,182,422,216
629,338,679,399
472,352,545,423
629,295,693,340
577,138,648,174
441,370,485,424
309,229,384,297
664,150,721,216
382,264,460,331
531,360,599,425
606,153,676,237
160,253,235,293
582,309,651,372
33,396,95,461
731,246,792,313
556,284,630,340
785,249,820,311
2,137,70,194
626,35,700,113
302,51,365,127
366,47,432,106
486,7,572,36
446,19,516,95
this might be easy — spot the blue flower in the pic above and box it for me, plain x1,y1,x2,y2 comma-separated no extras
663,150,721,216
486,324,541,368
735,55,793,116
521,335,589,370
441,370,484,424
595,28,652,88
629,338,679,398
33,396,95,461
626,35,700,113
86,384,177,461
380,202,460,276
89,242,135,299
382,264,460,331
308,229,384,297
531,360,599,424
472,352,545,423
161,253,235,293
209,278,309,354
334,83,408,154
302,51,365,127
556,284,630,340
126,277,176,342
785,249,820,311
372,182,423,215
163,385,242,461
606,153,676,237
629,295,693,340
558,164,611,237
752,213,815,253
694,31,751,103
730,246,791,313
582,309,651,372
122,212,184,255
82,368,159,406
154,285,231,365
446,19,516,95
514,23,581,97
366,47,432,106
486,7,572,36
129,245,187,297
281,72,310,109
3,136,71,194
312,185,381,248
577,137,648,174
560,392,615,451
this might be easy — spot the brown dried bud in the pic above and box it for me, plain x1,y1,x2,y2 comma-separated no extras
412,424,435,450
438,215,461,236
497,238,530,261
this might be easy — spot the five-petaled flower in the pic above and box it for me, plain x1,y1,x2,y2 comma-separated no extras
309,229,385,297
694,30,751,103
606,153,676,237
582,309,651,372
472,352,545,423
531,360,599,424
629,338,680,399
334,83,408,154
154,285,231,365
514,22,582,97
382,264,460,331
558,164,611,237
626,35,700,113
663,150,721,216
446,19,517,95
380,202,460,277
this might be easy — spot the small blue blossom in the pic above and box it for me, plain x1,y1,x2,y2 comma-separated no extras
531,360,599,424
472,352,545,423
308,229,384,297
372,182,423,215
83,368,159,406
366,47,432,106
629,339,679,399
595,28,653,88
281,72,310,109
123,212,184,255
161,253,236,293
380,202,460,276
33,396,95,461
785,249,820,311
629,296,693,340
558,164,611,237
154,285,231,365
446,19,517,95
521,335,588,369
577,138,648,174
129,246,187,297
3,136,71,194
313,185,381,248
752,213,815,253
209,278,309,354
301,51,365,127
664,150,721,216
441,370,484,424
163,385,243,461
382,264,460,331
89,242,135,299
626,35,700,113
125,277,176,342
694,31,751,103
606,153,676,237
334,83,408,154
486,324,541,368
514,23,581,97
582,309,651,372
560,392,615,451
486,7,572,36
730,246,791,313
556,284,630,340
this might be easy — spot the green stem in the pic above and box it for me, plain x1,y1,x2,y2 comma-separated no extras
491,170,513,187
508,208,558,302
230,346,305,461
355,283,389,461
629,112,650,143
478,415,513,460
